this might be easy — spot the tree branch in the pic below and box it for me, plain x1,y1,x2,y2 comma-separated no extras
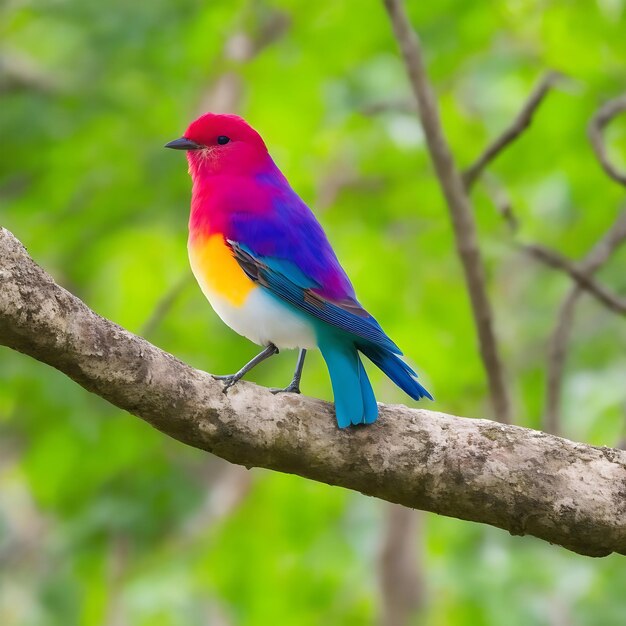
544,289,580,436
463,71,563,190
454,72,626,436
542,93,626,433
1,226,625,557
379,506,424,626
472,84,626,434
544,209,626,434
0,53,58,95
382,0,511,423
141,274,192,338
521,242,626,315
197,9,290,114
482,172,520,233
588,94,626,187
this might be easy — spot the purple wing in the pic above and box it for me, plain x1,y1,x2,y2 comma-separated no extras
227,170,356,303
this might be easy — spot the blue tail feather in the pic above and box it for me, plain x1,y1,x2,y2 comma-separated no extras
318,338,379,428
317,326,431,428
358,343,433,401
357,356,378,424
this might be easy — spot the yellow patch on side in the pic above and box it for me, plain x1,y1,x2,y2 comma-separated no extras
189,234,256,306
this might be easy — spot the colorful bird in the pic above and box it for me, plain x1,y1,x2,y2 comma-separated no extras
166,113,432,428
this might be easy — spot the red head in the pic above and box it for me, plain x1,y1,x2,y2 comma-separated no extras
165,113,270,179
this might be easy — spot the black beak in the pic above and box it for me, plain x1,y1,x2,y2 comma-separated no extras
164,137,203,150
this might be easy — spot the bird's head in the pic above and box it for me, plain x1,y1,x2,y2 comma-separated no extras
165,113,269,179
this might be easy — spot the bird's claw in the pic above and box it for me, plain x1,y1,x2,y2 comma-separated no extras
212,374,241,394
269,383,301,395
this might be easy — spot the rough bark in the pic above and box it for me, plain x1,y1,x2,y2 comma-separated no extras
1,227,625,558
463,71,563,190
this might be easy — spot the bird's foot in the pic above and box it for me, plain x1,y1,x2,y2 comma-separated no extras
269,382,301,395
212,374,242,394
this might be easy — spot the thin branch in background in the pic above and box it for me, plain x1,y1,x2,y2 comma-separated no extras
482,185,626,435
547,595,574,626
463,72,564,190
544,290,580,436
0,174,31,202
379,505,424,626
466,83,626,433
0,447,49,568
380,13,625,438
251,10,291,53
544,209,626,434
478,170,626,438
382,0,511,423
197,10,290,114
520,242,626,315
575,209,626,271
140,274,193,339
181,463,253,542
464,79,626,435
315,166,384,211
0,53,58,95
587,94,626,187
203,603,234,626
104,534,130,626
482,172,519,234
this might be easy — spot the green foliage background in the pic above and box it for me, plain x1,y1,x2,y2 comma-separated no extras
1,0,626,624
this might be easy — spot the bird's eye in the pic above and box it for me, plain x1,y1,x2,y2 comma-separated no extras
217,135,231,145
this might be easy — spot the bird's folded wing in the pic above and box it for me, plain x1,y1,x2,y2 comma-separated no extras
228,240,401,354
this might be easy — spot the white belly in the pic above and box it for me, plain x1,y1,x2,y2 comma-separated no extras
188,234,317,350
196,281,317,350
